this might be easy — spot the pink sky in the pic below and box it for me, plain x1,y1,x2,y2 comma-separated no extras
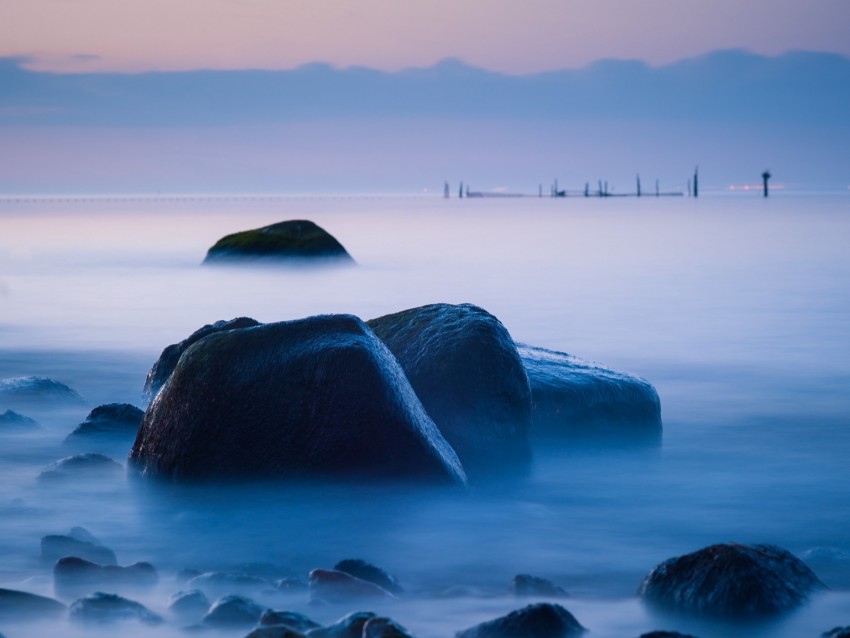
2,0,849,74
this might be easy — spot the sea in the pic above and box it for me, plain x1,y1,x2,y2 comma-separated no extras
1,192,849,638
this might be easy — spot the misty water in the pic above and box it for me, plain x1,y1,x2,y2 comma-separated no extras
1,193,849,638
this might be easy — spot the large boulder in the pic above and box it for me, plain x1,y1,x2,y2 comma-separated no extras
129,315,466,485
143,317,261,401
202,219,354,266
456,603,585,638
638,543,825,618
367,303,532,472
517,344,662,445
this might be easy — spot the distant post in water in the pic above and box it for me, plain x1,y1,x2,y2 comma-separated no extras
584,182,589,197
693,166,699,198
762,171,771,197
655,179,660,197
459,182,464,199
636,174,642,197
444,181,450,199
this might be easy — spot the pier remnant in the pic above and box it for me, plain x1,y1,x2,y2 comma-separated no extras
762,171,771,197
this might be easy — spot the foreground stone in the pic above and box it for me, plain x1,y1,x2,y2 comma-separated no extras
203,219,355,266
368,303,532,472
456,603,585,638
638,543,824,617
517,344,662,445
54,556,158,598
143,317,261,401
0,376,86,410
130,315,466,485
41,526,118,566
69,592,162,625
64,403,144,442
309,568,395,603
307,612,377,638
334,559,403,594
0,587,66,621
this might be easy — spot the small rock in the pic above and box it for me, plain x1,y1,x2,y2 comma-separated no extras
511,574,568,598
64,403,143,442
54,556,158,598
334,559,403,594
638,542,825,618
260,610,321,631
203,594,264,627
309,568,395,603
455,603,585,638
176,568,202,583
0,409,41,431
168,589,210,620
0,375,86,409
275,576,308,592
0,587,66,621
307,611,377,638
69,591,163,625
41,527,117,566
823,628,850,638
363,617,414,638
38,453,123,482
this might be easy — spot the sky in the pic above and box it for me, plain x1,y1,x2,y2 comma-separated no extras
1,0,849,74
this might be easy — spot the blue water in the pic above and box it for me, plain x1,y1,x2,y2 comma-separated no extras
1,193,849,637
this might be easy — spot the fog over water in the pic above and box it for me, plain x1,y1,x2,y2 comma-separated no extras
1,193,849,637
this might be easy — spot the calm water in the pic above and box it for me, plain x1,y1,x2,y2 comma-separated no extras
1,193,849,637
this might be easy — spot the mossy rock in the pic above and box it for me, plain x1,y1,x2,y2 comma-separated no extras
203,220,354,265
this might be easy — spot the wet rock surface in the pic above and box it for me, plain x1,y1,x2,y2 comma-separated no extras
456,602,585,638
168,588,210,620
38,453,124,482
307,611,377,638
823,628,850,638
64,403,143,441
511,574,568,598
202,594,264,627
68,591,163,625
309,568,395,603
259,609,321,632
517,343,662,445
368,303,532,473
0,375,87,409
130,315,466,485
638,542,825,617
363,617,414,638
143,316,261,401
203,219,355,266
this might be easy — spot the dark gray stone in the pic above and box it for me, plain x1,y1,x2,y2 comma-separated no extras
68,592,162,625
130,315,466,485
202,594,264,627
0,376,86,410
143,317,261,402
333,559,402,594
511,574,568,598
38,453,123,482
41,527,117,566
455,603,585,638
0,409,41,431
368,303,532,473
202,219,354,266
517,343,662,445
54,556,158,599
307,611,377,638
168,589,210,620
309,568,395,603
363,617,414,638
0,587,66,621
823,628,850,638
638,543,825,618
259,610,321,631
64,403,143,442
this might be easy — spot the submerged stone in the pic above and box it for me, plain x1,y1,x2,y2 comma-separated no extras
0,376,86,410
363,617,414,638
130,315,465,485
307,611,377,638
69,591,162,625
638,542,825,618
333,559,403,594
202,219,354,266
202,594,264,627
0,409,41,431
368,303,532,473
309,568,395,603
186,571,272,598
511,574,568,598
168,589,210,620
248,626,308,638
64,403,144,441
259,610,321,632
54,556,158,599
38,453,123,482
455,603,585,638
143,316,261,402
0,587,66,621
517,344,662,445
41,527,118,566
